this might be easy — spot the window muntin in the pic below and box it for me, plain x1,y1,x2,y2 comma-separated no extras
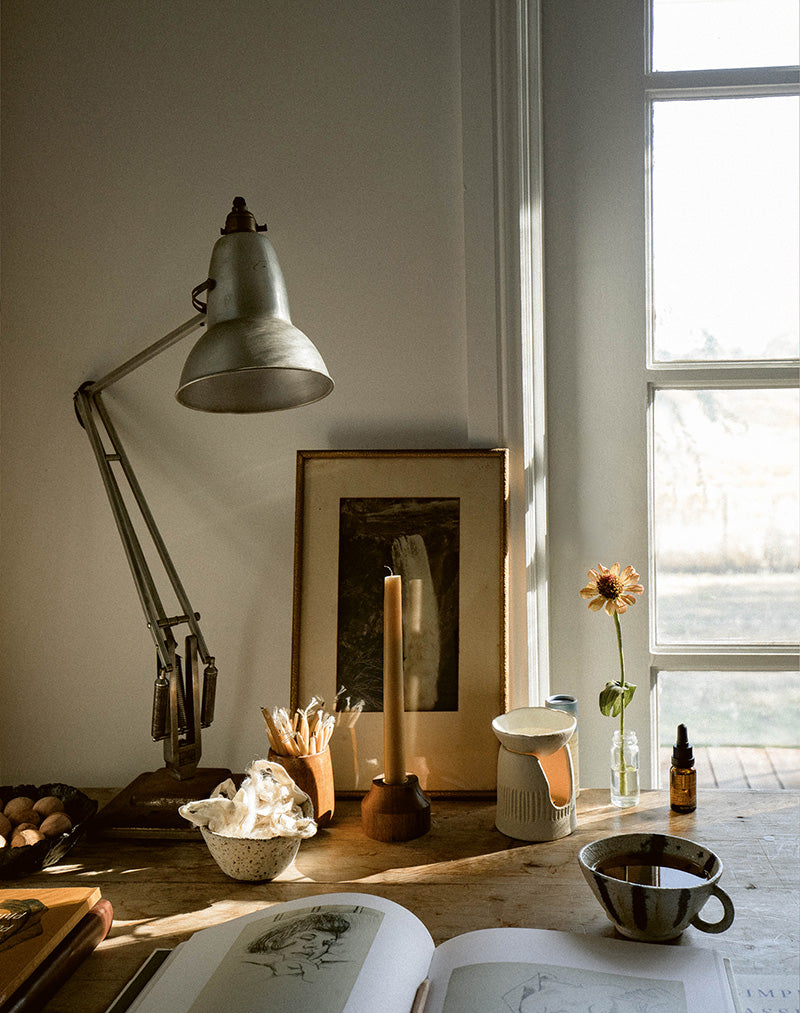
652,0,800,72
651,94,799,364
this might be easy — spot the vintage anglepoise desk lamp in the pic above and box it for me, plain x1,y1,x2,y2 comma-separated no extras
73,198,333,836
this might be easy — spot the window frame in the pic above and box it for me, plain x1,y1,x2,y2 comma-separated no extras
644,12,799,773
644,57,799,671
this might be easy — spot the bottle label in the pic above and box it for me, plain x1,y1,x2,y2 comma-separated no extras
670,769,696,809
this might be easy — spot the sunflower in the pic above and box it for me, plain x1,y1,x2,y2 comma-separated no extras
580,563,644,616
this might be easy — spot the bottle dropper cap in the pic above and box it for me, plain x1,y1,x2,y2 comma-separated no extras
672,723,694,767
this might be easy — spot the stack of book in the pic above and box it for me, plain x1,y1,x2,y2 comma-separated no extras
0,887,112,1011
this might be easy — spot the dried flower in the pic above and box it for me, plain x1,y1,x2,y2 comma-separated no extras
580,562,644,725
581,562,644,799
580,563,644,616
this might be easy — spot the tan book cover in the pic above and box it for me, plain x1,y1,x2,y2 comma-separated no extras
0,886,101,1005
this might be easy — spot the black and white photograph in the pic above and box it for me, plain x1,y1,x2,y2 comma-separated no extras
336,496,460,713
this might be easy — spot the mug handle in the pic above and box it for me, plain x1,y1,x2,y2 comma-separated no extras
690,885,735,934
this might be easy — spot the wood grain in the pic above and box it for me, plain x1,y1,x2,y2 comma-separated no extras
660,745,800,790
14,788,797,1012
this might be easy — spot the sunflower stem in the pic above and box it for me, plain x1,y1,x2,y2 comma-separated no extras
613,610,627,795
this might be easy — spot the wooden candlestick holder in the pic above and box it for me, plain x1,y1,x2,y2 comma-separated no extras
361,774,431,842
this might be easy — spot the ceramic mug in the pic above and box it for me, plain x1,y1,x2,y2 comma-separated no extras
578,832,735,942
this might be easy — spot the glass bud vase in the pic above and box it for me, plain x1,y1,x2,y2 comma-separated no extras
610,729,640,808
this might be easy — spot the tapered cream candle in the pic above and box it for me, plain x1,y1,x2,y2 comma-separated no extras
383,573,406,784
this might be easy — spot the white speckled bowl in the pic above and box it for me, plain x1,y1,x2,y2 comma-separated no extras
200,799,314,882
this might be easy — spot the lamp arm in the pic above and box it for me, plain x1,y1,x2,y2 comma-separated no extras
74,312,218,780
85,312,206,396
77,386,214,666
74,382,176,669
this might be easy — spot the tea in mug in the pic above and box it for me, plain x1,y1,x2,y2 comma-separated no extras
595,853,710,889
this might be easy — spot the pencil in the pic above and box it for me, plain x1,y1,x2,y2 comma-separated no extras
411,978,430,1013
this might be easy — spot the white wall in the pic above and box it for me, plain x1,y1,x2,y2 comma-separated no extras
1,1,518,785
541,1,654,787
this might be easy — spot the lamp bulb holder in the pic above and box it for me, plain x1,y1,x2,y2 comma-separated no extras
221,196,268,235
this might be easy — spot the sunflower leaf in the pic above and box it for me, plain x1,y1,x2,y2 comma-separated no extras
599,681,636,717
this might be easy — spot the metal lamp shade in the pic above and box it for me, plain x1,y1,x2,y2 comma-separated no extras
176,230,333,412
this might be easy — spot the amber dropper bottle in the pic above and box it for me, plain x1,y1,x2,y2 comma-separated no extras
670,723,697,813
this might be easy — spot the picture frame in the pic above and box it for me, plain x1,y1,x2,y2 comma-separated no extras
291,449,509,795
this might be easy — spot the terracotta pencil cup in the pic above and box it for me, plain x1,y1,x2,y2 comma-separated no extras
268,748,335,827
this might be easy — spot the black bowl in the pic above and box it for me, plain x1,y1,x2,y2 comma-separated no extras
0,783,98,878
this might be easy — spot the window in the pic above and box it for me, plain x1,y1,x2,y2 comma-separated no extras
647,0,799,783
539,0,799,788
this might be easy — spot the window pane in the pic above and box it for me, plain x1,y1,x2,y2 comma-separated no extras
651,96,799,362
653,387,800,644
658,671,800,789
652,0,800,71
659,671,800,747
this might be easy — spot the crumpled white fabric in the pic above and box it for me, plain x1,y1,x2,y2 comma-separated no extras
178,759,317,839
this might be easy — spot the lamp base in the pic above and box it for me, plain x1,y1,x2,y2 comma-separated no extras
360,774,431,842
92,766,232,840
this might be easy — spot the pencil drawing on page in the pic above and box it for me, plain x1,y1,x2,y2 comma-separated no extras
188,904,384,1013
442,962,687,1013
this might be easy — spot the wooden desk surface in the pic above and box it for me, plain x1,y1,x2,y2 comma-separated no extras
14,788,798,1011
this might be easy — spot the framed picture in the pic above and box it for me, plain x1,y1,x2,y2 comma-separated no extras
291,449,509,794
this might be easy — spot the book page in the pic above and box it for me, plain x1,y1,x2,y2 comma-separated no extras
424,928,736,1013
128,892,434,1013
734,973,799,1013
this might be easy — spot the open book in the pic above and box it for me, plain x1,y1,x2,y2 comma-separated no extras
125,892,737,1013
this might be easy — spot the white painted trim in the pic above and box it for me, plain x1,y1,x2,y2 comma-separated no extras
460,0,543,707
646,68,800,95
652,652,799,670
646,365,799,383
491,0,550,706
